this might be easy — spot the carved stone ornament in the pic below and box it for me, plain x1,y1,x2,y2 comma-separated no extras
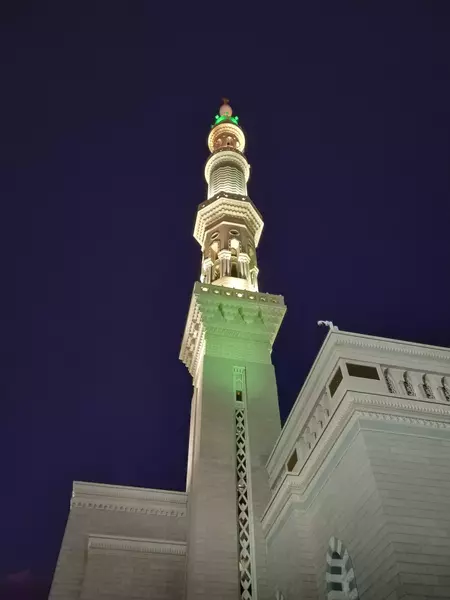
88,534,186,556
180,282,286,376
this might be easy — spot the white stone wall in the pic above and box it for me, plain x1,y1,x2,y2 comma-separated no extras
245,361,282,600
364,427,450,599
308,429,398,600
264,330,450,600
49,485,187,600
267,509,317,599
186,355,241,600
79,537,186,600
186,354,283,600
266,418,450,600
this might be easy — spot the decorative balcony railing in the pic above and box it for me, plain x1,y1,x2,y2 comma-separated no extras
382,367,450,402
276,361,450,491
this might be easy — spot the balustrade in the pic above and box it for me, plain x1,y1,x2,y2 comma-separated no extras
383,367,450,403
279,365,450,486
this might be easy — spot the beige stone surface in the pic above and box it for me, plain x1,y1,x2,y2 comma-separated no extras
49,483,187,600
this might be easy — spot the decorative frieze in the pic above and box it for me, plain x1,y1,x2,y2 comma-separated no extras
194,195,263,248
266,330,450,485
180,282,286,376
70,482,187,518
262,395,450,541
88,534,186,555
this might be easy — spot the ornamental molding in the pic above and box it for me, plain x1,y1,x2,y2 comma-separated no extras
88,534,186,556
180,291,206,378
334,331,450,365
194,195,264,248
262,395,450,541
180,282,286,376
71,482,187,517
205,149,250,183
352,408,450,427
71,499,186,517
352,393,450,416
266,330,450,476
218,249,232,259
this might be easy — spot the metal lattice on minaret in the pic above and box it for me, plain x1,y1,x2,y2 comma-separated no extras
234,366,254,600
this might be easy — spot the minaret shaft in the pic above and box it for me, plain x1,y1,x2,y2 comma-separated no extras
181,102,286,600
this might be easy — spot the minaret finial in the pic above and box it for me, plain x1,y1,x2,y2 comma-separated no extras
219,98,232,117
317,320,339,330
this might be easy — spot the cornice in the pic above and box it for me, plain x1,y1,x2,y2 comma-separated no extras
262,393,450,541
179,289,206,378
71,482,187,518
88,534,186,556
266,330,450,476
194,195,264,247
180,282,286,376
335,332,450,364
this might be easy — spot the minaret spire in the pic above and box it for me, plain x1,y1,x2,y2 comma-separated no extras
221,97,231,110
193,101,262,292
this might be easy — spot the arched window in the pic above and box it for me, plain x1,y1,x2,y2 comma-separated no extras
210,241,219,260
403,371,415,397
422,374,434,399
383,368,396,394
326,537,359,599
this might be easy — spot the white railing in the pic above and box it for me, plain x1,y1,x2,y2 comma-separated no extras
382,367,450,403
277,365,450,489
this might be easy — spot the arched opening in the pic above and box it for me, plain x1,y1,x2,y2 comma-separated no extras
229,236,241,279
326,538,359,599
209,241,220,281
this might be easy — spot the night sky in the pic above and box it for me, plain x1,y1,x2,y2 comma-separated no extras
2,2,450,597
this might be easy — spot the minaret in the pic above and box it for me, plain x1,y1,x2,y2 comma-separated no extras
180,101,286,600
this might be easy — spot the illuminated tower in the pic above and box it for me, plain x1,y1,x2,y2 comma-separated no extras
180,101,286,600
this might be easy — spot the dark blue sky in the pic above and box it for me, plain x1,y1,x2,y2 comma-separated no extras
2,1,450,597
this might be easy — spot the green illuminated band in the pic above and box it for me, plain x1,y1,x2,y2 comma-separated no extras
212,114,240,128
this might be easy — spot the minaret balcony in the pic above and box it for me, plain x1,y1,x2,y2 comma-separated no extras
211,275,255,292
194,193,263,248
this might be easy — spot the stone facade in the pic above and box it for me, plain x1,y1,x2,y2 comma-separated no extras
49,483,187,600
49,102,450,599
182,284,286,600
264,331,450,600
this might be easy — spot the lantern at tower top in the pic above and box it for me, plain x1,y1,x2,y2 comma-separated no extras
208,99,246,153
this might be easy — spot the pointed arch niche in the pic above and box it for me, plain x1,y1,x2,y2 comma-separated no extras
325,537,359,600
